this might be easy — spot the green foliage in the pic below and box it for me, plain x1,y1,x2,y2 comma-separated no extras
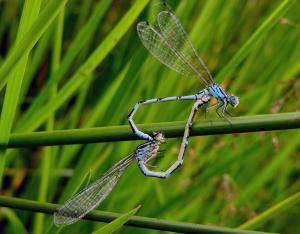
238,192,300,230
0,208,27,234
92,206,140,234
0,0,299,233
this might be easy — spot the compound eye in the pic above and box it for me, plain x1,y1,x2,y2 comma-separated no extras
230,96,239,108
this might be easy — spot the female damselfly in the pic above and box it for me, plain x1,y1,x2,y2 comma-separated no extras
54,132,165,226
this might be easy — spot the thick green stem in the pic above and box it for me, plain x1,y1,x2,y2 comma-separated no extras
7,112,300,148
0,196,271,234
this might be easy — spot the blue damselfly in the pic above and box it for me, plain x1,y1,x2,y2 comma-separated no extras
128,2,239,142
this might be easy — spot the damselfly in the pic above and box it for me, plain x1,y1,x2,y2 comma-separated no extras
128,2,239,142
54,132,165,226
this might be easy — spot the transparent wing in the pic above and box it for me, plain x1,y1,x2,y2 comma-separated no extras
137,21,201,79
54,154,135,226
156,3,214,86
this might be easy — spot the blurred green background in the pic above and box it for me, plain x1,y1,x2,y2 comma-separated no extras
0,0,299,233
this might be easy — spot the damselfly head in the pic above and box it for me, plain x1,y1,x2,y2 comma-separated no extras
153,132,165,143
229,95,239,108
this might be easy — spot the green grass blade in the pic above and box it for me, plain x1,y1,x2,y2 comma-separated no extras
238,192,300,230
18,0,113,127
20,29,52,100
235,131,300,207
1,208,28,234
16,0,150,133
92,205,141,234
215,0,296,82
34,8,65,234
0,0,42,188
0,0,68,89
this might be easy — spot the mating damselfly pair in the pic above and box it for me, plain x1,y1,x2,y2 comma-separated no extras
54,1,238,226
54,95,210,226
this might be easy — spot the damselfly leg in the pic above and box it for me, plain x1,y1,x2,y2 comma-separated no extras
205,100,220,125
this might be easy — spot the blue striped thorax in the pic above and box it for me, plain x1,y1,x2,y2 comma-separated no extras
208,83,227,100
207,83,239,108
